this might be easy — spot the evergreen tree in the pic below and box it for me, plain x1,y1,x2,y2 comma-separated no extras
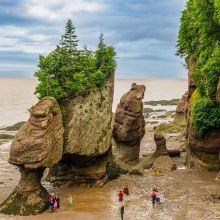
62,19,79,51
96,32,106,69
35,20,116,101
98,33,106,52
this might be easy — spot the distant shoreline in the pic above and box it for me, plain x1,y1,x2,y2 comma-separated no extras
0,77,187,81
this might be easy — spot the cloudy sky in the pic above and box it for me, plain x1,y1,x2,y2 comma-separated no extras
0,0,187,79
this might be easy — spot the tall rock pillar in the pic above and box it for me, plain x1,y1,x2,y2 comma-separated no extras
112,83,145,164
0,98,64,215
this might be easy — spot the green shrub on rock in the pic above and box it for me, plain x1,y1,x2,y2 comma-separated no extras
35,19,116,101
192,98,220,136
177,0,220,136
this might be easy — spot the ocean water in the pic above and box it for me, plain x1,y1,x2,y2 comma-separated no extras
0,78,187,127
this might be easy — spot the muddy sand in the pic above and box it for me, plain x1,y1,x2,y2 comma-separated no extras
0,111,219,220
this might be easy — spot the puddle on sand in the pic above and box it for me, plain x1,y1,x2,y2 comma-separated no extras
177,165,186,170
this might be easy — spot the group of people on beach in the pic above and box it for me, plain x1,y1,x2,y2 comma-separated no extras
151,188,161,208
117,185,161,219
117,185,129,220
48,193,60,213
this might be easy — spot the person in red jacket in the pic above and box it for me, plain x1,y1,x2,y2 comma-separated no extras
118,190,123,202
123,185,129,195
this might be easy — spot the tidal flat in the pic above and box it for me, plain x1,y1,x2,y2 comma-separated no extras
0,109,219,220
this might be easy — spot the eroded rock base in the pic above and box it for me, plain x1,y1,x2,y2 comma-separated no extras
0,167,49,215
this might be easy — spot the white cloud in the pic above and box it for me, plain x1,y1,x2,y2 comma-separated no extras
22,0,105,21
0,37,17,46
0,25,57,54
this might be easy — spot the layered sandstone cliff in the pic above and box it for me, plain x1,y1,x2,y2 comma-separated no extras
186,59,220,172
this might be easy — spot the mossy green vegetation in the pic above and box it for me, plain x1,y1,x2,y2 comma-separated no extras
143,107,154,113
2,121,25,131
155,122,185,134
0,134,14,139
129,169,143,176
97,125,111,144
106,161,128,180
144,99,179,106
35,20,116,101
0,187,49,216
177,0,220,136
192,98,220,136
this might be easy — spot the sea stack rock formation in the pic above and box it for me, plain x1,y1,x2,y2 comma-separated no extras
0,98,64,215
47,73,114,186
112,83,145,164
150,132,176,173
174,91,187,124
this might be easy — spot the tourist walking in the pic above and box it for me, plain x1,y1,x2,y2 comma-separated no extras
67,195,73,205
155,189,161,207
123,185,129,195
119,201,125,220
118,190,123,202
54,199,58,212
151,188,157,208
48,193,54,213
55,194,60,209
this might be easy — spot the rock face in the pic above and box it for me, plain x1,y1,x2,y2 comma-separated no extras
174,91,187,124
186,58,220,171
0,98,64,215
150,133,176,173
112,83,145,164
216,77,220,104
47,73,114,186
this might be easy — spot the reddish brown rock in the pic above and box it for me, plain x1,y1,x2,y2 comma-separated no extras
150,132,176,173
175,92,187,124
112,83,145,164
0,98,64,216
186,56,196,98
9,98,64,169
187,122,220,170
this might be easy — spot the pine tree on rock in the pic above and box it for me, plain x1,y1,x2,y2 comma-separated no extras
62,19,79,51
96,33,106,69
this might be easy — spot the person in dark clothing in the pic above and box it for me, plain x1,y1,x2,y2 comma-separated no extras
119,201,125,220
155,189,161,207
123,185,129,195
48,193,54,213
55,195,60,209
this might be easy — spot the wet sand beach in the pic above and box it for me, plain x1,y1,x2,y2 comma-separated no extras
0,124,219,220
